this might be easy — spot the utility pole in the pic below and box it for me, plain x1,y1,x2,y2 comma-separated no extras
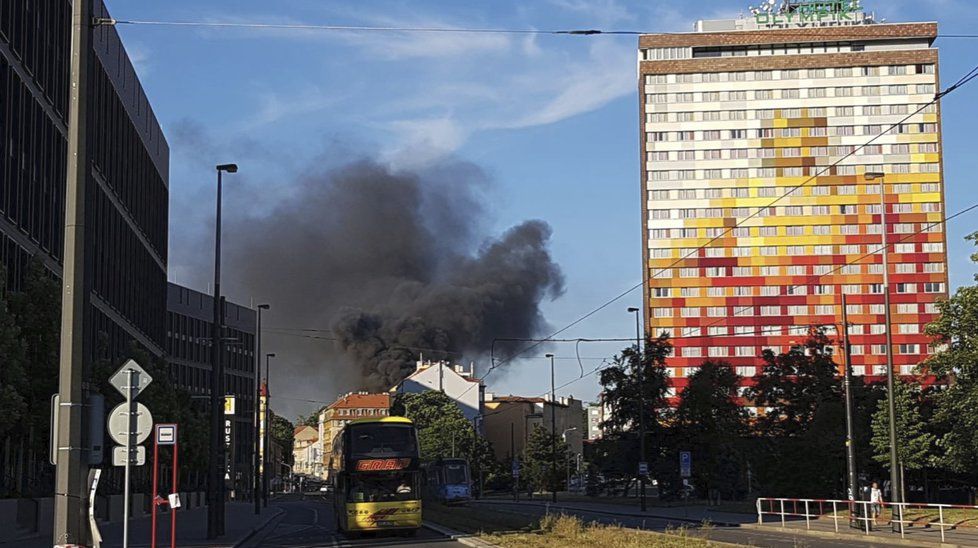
254,304,269,515
54,0,92,545
866,171,901,508
546,353,557,503
628,307,647,512
841,294,858,523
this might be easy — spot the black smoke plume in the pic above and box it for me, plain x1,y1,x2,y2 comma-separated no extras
224,158,564,393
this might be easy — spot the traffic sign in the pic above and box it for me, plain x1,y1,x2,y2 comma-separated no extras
638,461,649,477
680,451,692,478
112,445,146,466
511,459,520,478
107,402,153,445
156,424,177,445
108,359,153,399
224,395,236,415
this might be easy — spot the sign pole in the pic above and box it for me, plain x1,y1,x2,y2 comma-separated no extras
151,428,159,548
122,368,135,548
171,432,179,548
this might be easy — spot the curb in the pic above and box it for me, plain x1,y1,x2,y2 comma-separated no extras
232,507,286,548
472,499,744,528
741,522,969,548
423,521,499,548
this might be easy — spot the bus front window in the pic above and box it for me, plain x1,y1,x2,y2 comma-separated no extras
347,472,419,503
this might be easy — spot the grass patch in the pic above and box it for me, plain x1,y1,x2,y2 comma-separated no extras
483,494,757,515
425,505,734,547
481,514,726,548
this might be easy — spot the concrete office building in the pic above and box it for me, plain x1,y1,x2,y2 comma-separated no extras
166,283,256,494
639,3,948,407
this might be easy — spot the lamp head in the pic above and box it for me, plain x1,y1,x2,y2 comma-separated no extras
267,353,276,358
216,163,239,173
864,171,885,181
627,307,640,313
258,303,271,310
545,353,555,358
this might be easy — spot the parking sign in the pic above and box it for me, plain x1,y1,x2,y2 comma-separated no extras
680,451,692,478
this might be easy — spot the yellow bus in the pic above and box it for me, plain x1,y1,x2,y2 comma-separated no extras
331,417,422,536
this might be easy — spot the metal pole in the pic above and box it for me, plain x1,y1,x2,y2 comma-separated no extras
254,306,265,515
54,0,92,544
263,353,273,506
171,434,179,548
842,294,858,525
511,423,517,502
631,308,647,512
550,354,557,504
208,168,225,538
151,427,159,548
879,177,901,508
123,369,135,548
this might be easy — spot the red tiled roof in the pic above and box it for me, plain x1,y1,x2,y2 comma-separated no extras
328,392,390,410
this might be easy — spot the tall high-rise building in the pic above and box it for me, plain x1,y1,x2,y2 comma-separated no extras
639,4,948,405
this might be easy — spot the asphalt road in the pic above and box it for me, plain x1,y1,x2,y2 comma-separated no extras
476,500,895,548
242,495,466,548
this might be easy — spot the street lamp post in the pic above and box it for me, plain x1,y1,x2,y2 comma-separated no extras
263,352,276,507
545,353,557,503
840,295,858,523
208,163,237,539
562,428,577,492
254,304,269,515
627,306,647,512
865,171,901,509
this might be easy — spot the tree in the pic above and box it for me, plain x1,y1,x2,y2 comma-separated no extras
0,266,27,442
672,361,748,501
270,413,296,465
746,330,841,436
924,231,978,476
523,425,569,494
394,391,474,461
871,380,936,473
743,331,874,498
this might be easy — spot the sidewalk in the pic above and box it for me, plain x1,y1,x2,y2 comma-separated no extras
7,502,281,548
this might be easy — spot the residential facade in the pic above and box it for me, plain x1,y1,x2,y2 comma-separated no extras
292,425,320,477
394,359,484,422
639,5,948,406
482,394,585,464
0,0,169,361
319,392,390,476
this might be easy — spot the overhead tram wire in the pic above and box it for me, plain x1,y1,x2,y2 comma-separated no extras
100,18,978,40
474,60,978,388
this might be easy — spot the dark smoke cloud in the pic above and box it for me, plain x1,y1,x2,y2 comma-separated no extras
223,157,564,393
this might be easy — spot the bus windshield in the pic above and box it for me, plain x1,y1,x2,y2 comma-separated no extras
350,424,417,458
347,472,418,503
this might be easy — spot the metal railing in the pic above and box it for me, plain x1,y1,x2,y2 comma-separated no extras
756,497,978,543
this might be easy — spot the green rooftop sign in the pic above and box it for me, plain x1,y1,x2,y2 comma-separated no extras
753,1,867,28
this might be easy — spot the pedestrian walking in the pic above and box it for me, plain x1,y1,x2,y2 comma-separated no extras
870,482,885,525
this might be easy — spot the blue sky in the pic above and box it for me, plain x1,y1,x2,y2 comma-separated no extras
108,0,978,419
